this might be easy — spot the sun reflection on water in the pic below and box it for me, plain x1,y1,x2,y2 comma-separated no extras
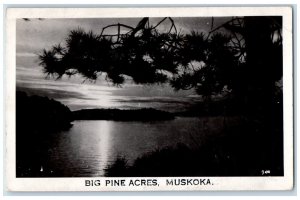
97,121,112,176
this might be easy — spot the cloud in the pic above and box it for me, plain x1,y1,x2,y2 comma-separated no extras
16,85,93,100
16,52,37,57
114,96,193,105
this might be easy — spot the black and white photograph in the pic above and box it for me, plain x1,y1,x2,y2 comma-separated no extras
5,7,294,191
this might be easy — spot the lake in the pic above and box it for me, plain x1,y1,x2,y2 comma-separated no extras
45,117,227,177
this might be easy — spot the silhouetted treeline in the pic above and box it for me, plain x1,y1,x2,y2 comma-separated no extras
17,91,73,131
72,99,245,120
72,108,175,121
16,91,73,177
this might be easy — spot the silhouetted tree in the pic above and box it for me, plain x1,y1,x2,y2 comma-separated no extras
39,17,282,101
35,17,284,176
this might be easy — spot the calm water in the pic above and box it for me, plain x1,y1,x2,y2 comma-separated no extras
46,117,226,176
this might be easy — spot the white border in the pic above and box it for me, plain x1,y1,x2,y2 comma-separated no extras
5,7,294,191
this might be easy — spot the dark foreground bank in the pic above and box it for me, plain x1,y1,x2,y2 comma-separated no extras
105,120,284,177
16,91,74,177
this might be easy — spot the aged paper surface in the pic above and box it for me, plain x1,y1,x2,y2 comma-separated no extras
5,7,293,191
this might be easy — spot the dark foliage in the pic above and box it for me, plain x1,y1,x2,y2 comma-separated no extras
17,91,73,132
105,104,283,177
175,98,242,117
104,157,129,177
38,17,282,100
16,91,73,177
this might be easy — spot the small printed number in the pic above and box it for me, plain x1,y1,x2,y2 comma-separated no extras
261,170,271,175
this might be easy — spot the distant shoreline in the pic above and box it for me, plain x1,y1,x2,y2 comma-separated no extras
72,108,175,121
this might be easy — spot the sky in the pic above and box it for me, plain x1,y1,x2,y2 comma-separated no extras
16,17,230,112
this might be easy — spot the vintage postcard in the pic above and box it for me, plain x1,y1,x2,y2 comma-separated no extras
5,7,293,191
